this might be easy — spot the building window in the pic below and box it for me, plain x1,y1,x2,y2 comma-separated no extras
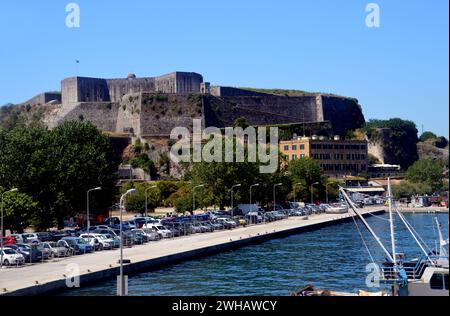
292,145,297,150
300,144,305,150
300,154,305,158
292,154,297,160
284,145,289,151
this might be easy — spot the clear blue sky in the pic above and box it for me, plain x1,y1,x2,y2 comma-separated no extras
0,0,448,137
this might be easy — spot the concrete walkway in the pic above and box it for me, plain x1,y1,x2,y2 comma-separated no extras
0,209,383,295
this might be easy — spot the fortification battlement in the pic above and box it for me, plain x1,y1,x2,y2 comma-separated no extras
61,71,204,105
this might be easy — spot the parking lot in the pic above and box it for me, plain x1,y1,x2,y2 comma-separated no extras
0,207,384,295
1,203,335,269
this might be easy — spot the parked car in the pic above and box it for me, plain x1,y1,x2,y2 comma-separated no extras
5,243,43,262
21,233,40,244
79,234,104,251
92,228,119,238
102,234,120,248
102,217,120,226
42,242,70,257
142,224,172,238
129,230,145,245
10,234,27,244
120,231,134,247
36,232,53,242
1,236,17,245
200,222,214,232
95,234,115,249
141,228,162,241
209,221,224,230
1,248,25,266
48,231,71,241
214,218,237,229
56,240,77,255
59,237,93,254
35,243,51,260
163,224,182,237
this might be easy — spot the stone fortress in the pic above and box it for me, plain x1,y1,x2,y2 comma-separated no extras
23,70,365,137
20,70,366,176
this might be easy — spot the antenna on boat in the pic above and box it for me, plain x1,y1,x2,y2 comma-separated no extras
339,186,395,263
387,178,397,269
435,217,448,259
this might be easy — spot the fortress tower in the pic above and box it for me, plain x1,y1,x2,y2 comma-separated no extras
61,72,204,106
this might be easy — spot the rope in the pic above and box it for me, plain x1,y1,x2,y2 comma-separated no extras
351,212,376,265
343,198,377,265
364,210,391,222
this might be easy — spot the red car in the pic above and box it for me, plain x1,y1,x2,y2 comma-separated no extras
0,236,17,245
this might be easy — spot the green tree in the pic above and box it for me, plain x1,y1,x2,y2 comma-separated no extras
363,118,419,168
0,188,38,233
0,121,120,229
121,182,161,213
405,159,444,191
435,136,449,149
287,157,324,202
392,181,433,199
419,131,437,142
130,153,158,178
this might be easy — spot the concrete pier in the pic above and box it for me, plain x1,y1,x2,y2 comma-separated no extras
0,209,385,296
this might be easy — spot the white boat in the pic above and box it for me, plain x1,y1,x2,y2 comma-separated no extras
324,203,348,214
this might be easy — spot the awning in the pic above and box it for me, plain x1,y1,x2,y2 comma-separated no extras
345,187,385,193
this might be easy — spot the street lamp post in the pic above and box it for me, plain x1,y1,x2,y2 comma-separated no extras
118,188,136,296
193,184,205,226
293,182,302,206
249,184,259,225
1,188,18,268
87,187,101,244
273,183,283,212
230,184,241,218
310,182,319,204
325,182,336,204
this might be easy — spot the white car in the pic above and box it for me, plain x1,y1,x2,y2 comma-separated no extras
79,234,110,250
92,233,115,250
143,224,172,238
10,234,26,244
21,233,39,244
1,248,25,266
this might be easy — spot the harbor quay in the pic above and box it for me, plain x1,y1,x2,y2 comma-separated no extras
0,208,384,296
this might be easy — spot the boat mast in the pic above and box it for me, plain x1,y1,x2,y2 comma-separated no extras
340,187,395,263
387,178,397,268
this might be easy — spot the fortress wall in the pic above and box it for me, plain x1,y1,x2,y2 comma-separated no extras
115,94,142,135
139,93,204,136
106,78,155,103
175,72,203,93
62,77,111,104
203,95,319,128
154,73,177,93
58,102,119,131
155,72,203,94
22,92,61,106
321,95,365,136
209,86,271,97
